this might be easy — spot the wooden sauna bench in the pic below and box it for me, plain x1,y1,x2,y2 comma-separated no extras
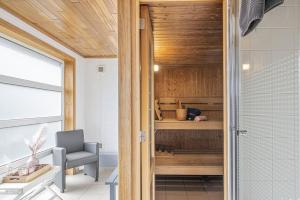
155,152,223,176
154,97,223,176
155,119,223,130
155,97,223,130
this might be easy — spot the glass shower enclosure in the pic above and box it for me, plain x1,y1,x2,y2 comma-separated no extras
237,0,300,199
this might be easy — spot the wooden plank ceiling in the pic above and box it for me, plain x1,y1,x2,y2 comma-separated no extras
148,2,223,67
0,0,117,58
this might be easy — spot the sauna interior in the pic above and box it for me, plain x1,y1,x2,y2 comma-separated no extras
142,1,224,199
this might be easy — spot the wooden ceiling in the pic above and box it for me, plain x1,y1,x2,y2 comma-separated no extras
148,2,223,67
0,0,117,58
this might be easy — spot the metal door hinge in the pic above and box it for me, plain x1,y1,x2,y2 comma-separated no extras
139,131,146,142
237,130,248,136
140,18,145,30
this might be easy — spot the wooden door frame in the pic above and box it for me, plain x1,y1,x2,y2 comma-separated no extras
223,0,229,199
140,5,155,200
118,0,230,200
118,1,141,200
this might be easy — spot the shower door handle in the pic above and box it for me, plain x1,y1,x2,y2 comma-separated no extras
237,130,248,136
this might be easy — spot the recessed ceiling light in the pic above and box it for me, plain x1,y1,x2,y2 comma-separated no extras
154,64,160,72
243,64,250,71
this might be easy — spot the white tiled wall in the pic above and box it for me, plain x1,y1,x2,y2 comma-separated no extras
238,0,300,199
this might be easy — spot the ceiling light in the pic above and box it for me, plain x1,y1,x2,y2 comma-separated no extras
242,64,250,71
154,64,159,72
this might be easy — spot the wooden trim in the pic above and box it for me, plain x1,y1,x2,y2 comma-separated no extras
131,0,141,199
0,18,76,130
118,0,140,200
64,61,76,130
0,3,83,57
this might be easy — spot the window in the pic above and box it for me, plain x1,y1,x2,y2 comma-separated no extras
0,36,64,166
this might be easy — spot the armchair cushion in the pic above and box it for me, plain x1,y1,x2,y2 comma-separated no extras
56,130,84,153
66,151,98,169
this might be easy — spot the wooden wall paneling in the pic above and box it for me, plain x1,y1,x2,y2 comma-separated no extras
118,0,140,200
154,66,223,98
0,0,118,57
141,5,154,200
0,18,76,131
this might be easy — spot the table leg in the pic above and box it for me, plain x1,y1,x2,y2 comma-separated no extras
110,184,116,200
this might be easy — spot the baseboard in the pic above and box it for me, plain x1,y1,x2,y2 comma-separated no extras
99,153,118,167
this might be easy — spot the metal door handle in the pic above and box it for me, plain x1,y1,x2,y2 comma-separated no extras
237,130,248,135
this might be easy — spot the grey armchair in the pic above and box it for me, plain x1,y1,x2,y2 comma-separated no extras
53,129,99,193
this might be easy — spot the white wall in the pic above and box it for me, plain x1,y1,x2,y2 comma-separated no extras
0,8,86,129
84,59,118,154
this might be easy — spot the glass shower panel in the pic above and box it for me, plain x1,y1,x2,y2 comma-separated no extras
238,1,300,199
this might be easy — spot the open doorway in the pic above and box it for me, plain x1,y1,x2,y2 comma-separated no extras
117,0,229,199
140,1,225,200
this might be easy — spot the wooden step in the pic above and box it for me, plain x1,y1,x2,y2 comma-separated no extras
155,153,223,176
155,165,223,176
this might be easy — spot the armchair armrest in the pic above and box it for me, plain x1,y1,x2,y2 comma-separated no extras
84,142,99,155
53,147,66,168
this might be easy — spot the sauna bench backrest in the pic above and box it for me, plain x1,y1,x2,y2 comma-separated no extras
158,97,223,112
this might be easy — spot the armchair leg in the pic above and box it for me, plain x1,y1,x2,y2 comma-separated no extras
54,166,66,193
84,161,99,182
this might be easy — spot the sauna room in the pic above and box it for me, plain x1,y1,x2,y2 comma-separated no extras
140,1,224,199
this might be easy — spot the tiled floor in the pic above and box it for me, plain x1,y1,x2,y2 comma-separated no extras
35,167,116,200
156,176,223,200
14,170,221,200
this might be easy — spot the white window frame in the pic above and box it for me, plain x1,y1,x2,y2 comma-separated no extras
0,35,65,174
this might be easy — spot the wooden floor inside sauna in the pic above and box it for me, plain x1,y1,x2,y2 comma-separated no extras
155,176,223,200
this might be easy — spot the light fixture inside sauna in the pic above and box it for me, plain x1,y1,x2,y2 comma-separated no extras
154,64,160,72
242,63,250,71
